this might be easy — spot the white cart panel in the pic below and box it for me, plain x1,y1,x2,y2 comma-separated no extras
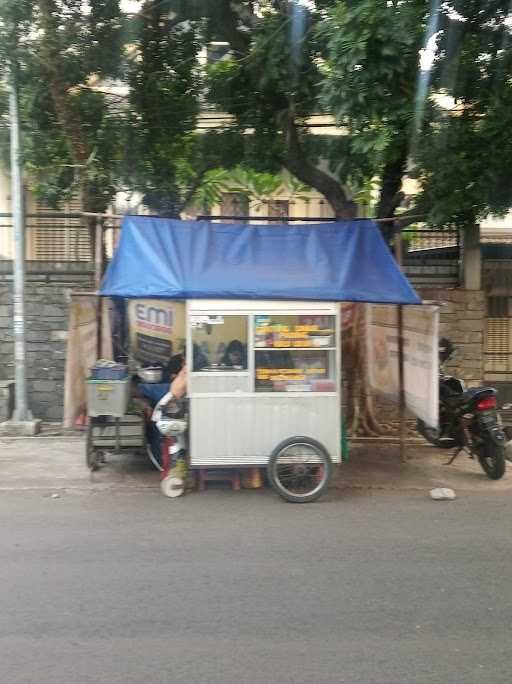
189,394,341,467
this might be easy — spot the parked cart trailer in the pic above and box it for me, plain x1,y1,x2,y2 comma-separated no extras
86,412,148,472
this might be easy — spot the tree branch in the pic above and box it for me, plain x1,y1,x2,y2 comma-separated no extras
283,116,357,219
38,0,94,211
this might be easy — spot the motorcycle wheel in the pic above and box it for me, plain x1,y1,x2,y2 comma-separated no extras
267,437,332,503
476,441,506,480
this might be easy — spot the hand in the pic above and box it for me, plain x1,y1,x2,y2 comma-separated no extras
170,365,187,399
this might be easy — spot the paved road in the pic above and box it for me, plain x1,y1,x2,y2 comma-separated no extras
1,488,511,684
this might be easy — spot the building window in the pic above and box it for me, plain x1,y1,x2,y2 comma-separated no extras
191,315,248,372
254,314,336,392
488,296,508,318
267,199,289,223
486,296,512,374
30,198,91,261
220,192,249,223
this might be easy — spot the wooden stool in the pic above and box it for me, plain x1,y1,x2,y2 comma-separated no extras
198,469,241,491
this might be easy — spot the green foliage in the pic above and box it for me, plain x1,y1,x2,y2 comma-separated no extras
319,1,424,122
0,0,33,65
2,0,512,228
416,0,512,226
192,166,312,213
0,0,125,211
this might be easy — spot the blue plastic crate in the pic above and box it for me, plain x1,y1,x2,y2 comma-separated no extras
90,364,128,381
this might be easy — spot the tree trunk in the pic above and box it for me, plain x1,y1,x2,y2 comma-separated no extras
375,136,409,242
342,304,382,437
283,116,357,219
281,117,384,436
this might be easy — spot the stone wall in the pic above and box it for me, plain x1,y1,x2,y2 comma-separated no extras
0,273,485,424
419,287,485,386
0,264,94,421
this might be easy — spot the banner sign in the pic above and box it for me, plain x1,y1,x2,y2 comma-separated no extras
128,300,185,364
341,303,356,332
367,304,439,428
63,296,113,428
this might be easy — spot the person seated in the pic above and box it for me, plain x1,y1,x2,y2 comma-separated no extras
193,343,210,371
221,339,247,369
163,352,185,382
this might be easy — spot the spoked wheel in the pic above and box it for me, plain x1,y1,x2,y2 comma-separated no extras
476,441,506,480
268,437,332,503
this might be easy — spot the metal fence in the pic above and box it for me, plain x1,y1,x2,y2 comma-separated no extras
0,212,91,261
0,212,125,264
400,228,461,287
0,213,462,287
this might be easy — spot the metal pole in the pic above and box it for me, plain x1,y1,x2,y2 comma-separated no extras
394,230,406,462
397,305,406,462
94,218,104,359
7,62,30,422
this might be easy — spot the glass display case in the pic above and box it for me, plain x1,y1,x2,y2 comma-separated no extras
186,300,341,469
254,314,336,392
190,314,248,372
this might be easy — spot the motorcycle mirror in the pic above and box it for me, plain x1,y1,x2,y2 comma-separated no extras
439,337,454,363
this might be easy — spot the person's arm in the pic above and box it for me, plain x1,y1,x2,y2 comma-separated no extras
151,366,188,422
170,365,187,399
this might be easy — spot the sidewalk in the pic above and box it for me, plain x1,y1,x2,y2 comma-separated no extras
1,430,511,494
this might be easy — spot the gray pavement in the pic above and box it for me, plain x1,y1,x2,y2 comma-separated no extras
1,486,511,683
1,435,512,682
1,431,512,494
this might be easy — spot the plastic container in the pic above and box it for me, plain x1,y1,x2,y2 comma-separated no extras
311,380,336,392
86,378,130,417
90,363,128,381
311,335,333,347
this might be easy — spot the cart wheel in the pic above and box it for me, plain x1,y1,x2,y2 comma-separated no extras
161,474,185,498
267,436,332,503
86,422,100,472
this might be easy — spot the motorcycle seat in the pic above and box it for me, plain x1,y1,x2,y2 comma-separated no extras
444,387,495,408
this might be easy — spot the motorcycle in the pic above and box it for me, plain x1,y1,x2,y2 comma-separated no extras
152,392,189,497
417,337,507,480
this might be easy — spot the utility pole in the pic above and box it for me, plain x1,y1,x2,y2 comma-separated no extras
7,61,32,425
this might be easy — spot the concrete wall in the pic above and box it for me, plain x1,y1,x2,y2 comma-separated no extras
0,270,486,424
0,264,94,421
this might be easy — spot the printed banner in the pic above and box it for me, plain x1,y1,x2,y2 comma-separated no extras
341,303,356,332
367,304,439,428
63,296,113,428
128,300,185,364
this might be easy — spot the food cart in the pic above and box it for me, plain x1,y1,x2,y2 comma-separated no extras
98,216,420,501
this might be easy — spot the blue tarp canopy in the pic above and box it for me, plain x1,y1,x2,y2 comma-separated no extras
100,216,421,304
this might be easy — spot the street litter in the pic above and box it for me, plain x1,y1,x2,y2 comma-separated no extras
430,488,456,500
